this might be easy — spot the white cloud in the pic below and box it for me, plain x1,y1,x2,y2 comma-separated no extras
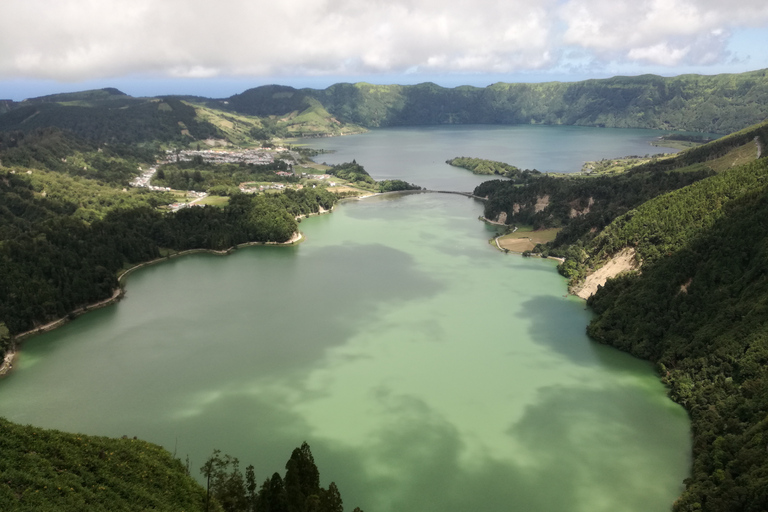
0,0,557,80
559,0,768,66
1,0,767,81
627,43,691,66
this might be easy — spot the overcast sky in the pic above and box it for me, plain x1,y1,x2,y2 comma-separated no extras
2,0,768,100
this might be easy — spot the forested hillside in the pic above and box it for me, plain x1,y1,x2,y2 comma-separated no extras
199,442,363,512
473,119,768,250
0,418,207,512
218,69,768,134
4,70,767,146
0,129,338,360
0,93,223,145
0,420,360,512
483,120,768,511
584,170,768,512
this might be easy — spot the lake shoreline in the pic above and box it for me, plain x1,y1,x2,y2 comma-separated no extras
0,229,311,379
0,193,401,379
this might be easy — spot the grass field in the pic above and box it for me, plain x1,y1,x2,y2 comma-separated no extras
196,195,230,206
496,227,560,252
329,185,368,196
706,140,759,171
580,154,675,175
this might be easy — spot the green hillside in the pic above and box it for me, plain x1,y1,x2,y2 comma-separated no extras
0,95,222,145
483,120,768,511
583,167,768,512
473,119,768,250
0,418,207,512
0,88,364,146
3,70,768,145
220,69,768,134
0,419,363,512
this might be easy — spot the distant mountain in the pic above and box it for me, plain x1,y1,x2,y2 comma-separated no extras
0,93,223,145
1,68,767,146
23,87,129,105
0,87,364,145
217,69,768,134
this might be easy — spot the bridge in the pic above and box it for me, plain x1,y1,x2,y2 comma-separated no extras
427,190,487,201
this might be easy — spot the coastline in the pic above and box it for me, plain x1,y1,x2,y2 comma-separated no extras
0,228,309,379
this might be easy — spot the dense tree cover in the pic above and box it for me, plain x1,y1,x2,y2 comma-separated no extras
377,179,421,192
558,158,768,282
446,156,520,176
154,160,294,194
324,162,420,193
200,443,362,512
218,70,768,134
474,119,768,252
326,162,376,188
0,417,208,512
583,182,768,512
0,419,358,512
0,127,160,184
474,169,713,234
446,156,542,182
0,178,336,343
0,97,222,145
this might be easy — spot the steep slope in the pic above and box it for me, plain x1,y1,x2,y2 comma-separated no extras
584,176,768,512
221,69,768,133
3,69,768,144
0,418,207,512
567,156,768,294
471,119,768,509
474,119,768,257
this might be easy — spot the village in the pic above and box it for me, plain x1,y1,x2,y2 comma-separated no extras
129,147,341,211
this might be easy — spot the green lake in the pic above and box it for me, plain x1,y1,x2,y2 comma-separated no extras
0,126,691,512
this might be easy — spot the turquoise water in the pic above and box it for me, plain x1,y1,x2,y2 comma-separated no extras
0,127,691,512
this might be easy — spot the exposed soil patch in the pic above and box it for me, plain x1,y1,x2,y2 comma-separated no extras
573,248,638,299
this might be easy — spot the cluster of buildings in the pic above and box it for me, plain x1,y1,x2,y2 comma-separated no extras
129,167,170,191
129,167,207,211
165,148,276,165
239,182,290,194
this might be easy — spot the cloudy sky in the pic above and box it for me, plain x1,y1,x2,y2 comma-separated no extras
2,0,768,100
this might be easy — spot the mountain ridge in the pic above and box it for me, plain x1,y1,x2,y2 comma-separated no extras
2,69,768,144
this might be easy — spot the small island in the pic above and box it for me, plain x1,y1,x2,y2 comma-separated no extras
446,156,541,182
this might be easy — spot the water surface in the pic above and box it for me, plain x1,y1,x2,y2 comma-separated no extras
0,192,690,512
302,125,678,191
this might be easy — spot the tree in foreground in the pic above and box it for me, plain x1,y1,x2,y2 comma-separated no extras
201,443,362,512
